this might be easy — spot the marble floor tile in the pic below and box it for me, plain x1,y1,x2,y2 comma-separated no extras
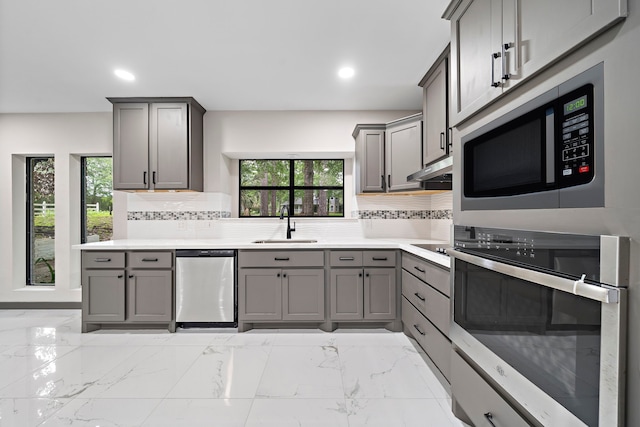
167,345,271,398
0,398,69,426
245,398,349,427
0,345,78,390
346,398,465,427
0,310,468,426
339,345,437,398
82,345,205,399
256,346,344,398
142,398,253,426
39,398,161,426
0,345,142,399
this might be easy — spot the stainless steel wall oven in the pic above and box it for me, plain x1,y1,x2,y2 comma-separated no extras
450,225,629,426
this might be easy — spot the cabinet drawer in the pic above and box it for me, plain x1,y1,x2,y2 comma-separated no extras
451,350,530,427
402,297,451,381
329,251,363,267
402,253,450,297
129,251,173,269
363,250,396,267
401,270,450,336
239,250,324,268
82,251,125,269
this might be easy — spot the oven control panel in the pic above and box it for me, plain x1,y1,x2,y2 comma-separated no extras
453,225,601,280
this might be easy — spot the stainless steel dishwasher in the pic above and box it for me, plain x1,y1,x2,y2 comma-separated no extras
175,249,237,328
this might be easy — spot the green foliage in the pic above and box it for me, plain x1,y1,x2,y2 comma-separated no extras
31,158,55,203
85,157,113,211
34,257,55,283
240,159,344,217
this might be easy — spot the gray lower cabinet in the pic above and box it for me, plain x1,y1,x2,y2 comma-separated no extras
451,350,530,426
81,250,174,332
238,268,325,322
82,269,126,322
401,252,451,381
330,250,398,322
238,250,325,330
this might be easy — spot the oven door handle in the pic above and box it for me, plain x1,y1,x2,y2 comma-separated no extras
449,249,619,304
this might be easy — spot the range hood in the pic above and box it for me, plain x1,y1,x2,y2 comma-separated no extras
406,156,453,189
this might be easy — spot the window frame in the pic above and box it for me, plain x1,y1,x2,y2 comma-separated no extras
239,159,345,218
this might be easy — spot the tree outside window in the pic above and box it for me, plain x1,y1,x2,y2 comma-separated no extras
240,159,344,217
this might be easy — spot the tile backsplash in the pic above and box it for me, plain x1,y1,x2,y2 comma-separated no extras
123,191,453,241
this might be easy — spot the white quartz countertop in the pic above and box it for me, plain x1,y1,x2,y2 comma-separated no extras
74,238,451,268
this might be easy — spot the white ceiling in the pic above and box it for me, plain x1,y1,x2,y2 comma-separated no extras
0,0,451,113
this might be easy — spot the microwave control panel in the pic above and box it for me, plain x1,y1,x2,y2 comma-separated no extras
558,85,595,187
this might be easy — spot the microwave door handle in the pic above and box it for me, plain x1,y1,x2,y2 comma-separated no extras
449,248,619,304
546,109,556,184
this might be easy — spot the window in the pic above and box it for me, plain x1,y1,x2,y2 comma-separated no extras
240,159,344,217
81,157,113,243
27,157,55,285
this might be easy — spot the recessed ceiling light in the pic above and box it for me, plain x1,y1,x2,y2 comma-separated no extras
338,67,355,79
114,69,135,81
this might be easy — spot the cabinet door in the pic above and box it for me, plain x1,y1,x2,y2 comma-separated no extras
127,270,173,322
150,103,189,190
113,103,149,190
359,129,385,192
82,270,126,322
364,268,396,320
423,58,449,166
282,269,325,321
513,0,626,86
385,119,423,191
330,268,364,320
239,269,282,321
450,0,503,124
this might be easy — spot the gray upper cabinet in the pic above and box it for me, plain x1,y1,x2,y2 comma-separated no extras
419,48,450,167
353,114,422,193
385,115,423,192
110,97,205,191
353,125,386,193
113,103,149,189
445,0,627,125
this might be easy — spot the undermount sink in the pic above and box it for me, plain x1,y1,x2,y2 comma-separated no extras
252,239,318,244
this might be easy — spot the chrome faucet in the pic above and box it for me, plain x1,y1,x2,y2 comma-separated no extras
279,205,296,239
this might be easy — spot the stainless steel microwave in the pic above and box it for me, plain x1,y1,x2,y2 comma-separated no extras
461,63,604,211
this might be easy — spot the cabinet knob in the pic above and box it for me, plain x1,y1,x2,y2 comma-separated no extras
359,273,363,277
283,273,287,278
277,273,281,278
128,275,134,278
117,274,124,279
365,273,370,277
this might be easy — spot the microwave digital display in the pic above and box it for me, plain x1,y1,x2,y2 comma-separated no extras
564,95,588,115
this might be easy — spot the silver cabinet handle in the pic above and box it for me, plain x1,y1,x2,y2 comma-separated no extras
274,257,290,261
141,258,158,262
490,52,501,87
339,257,355,261
502,43,511,81
414,292,425,302
414,266,425,273
94,258,111,262
484,412,496,427
413,324,425,336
